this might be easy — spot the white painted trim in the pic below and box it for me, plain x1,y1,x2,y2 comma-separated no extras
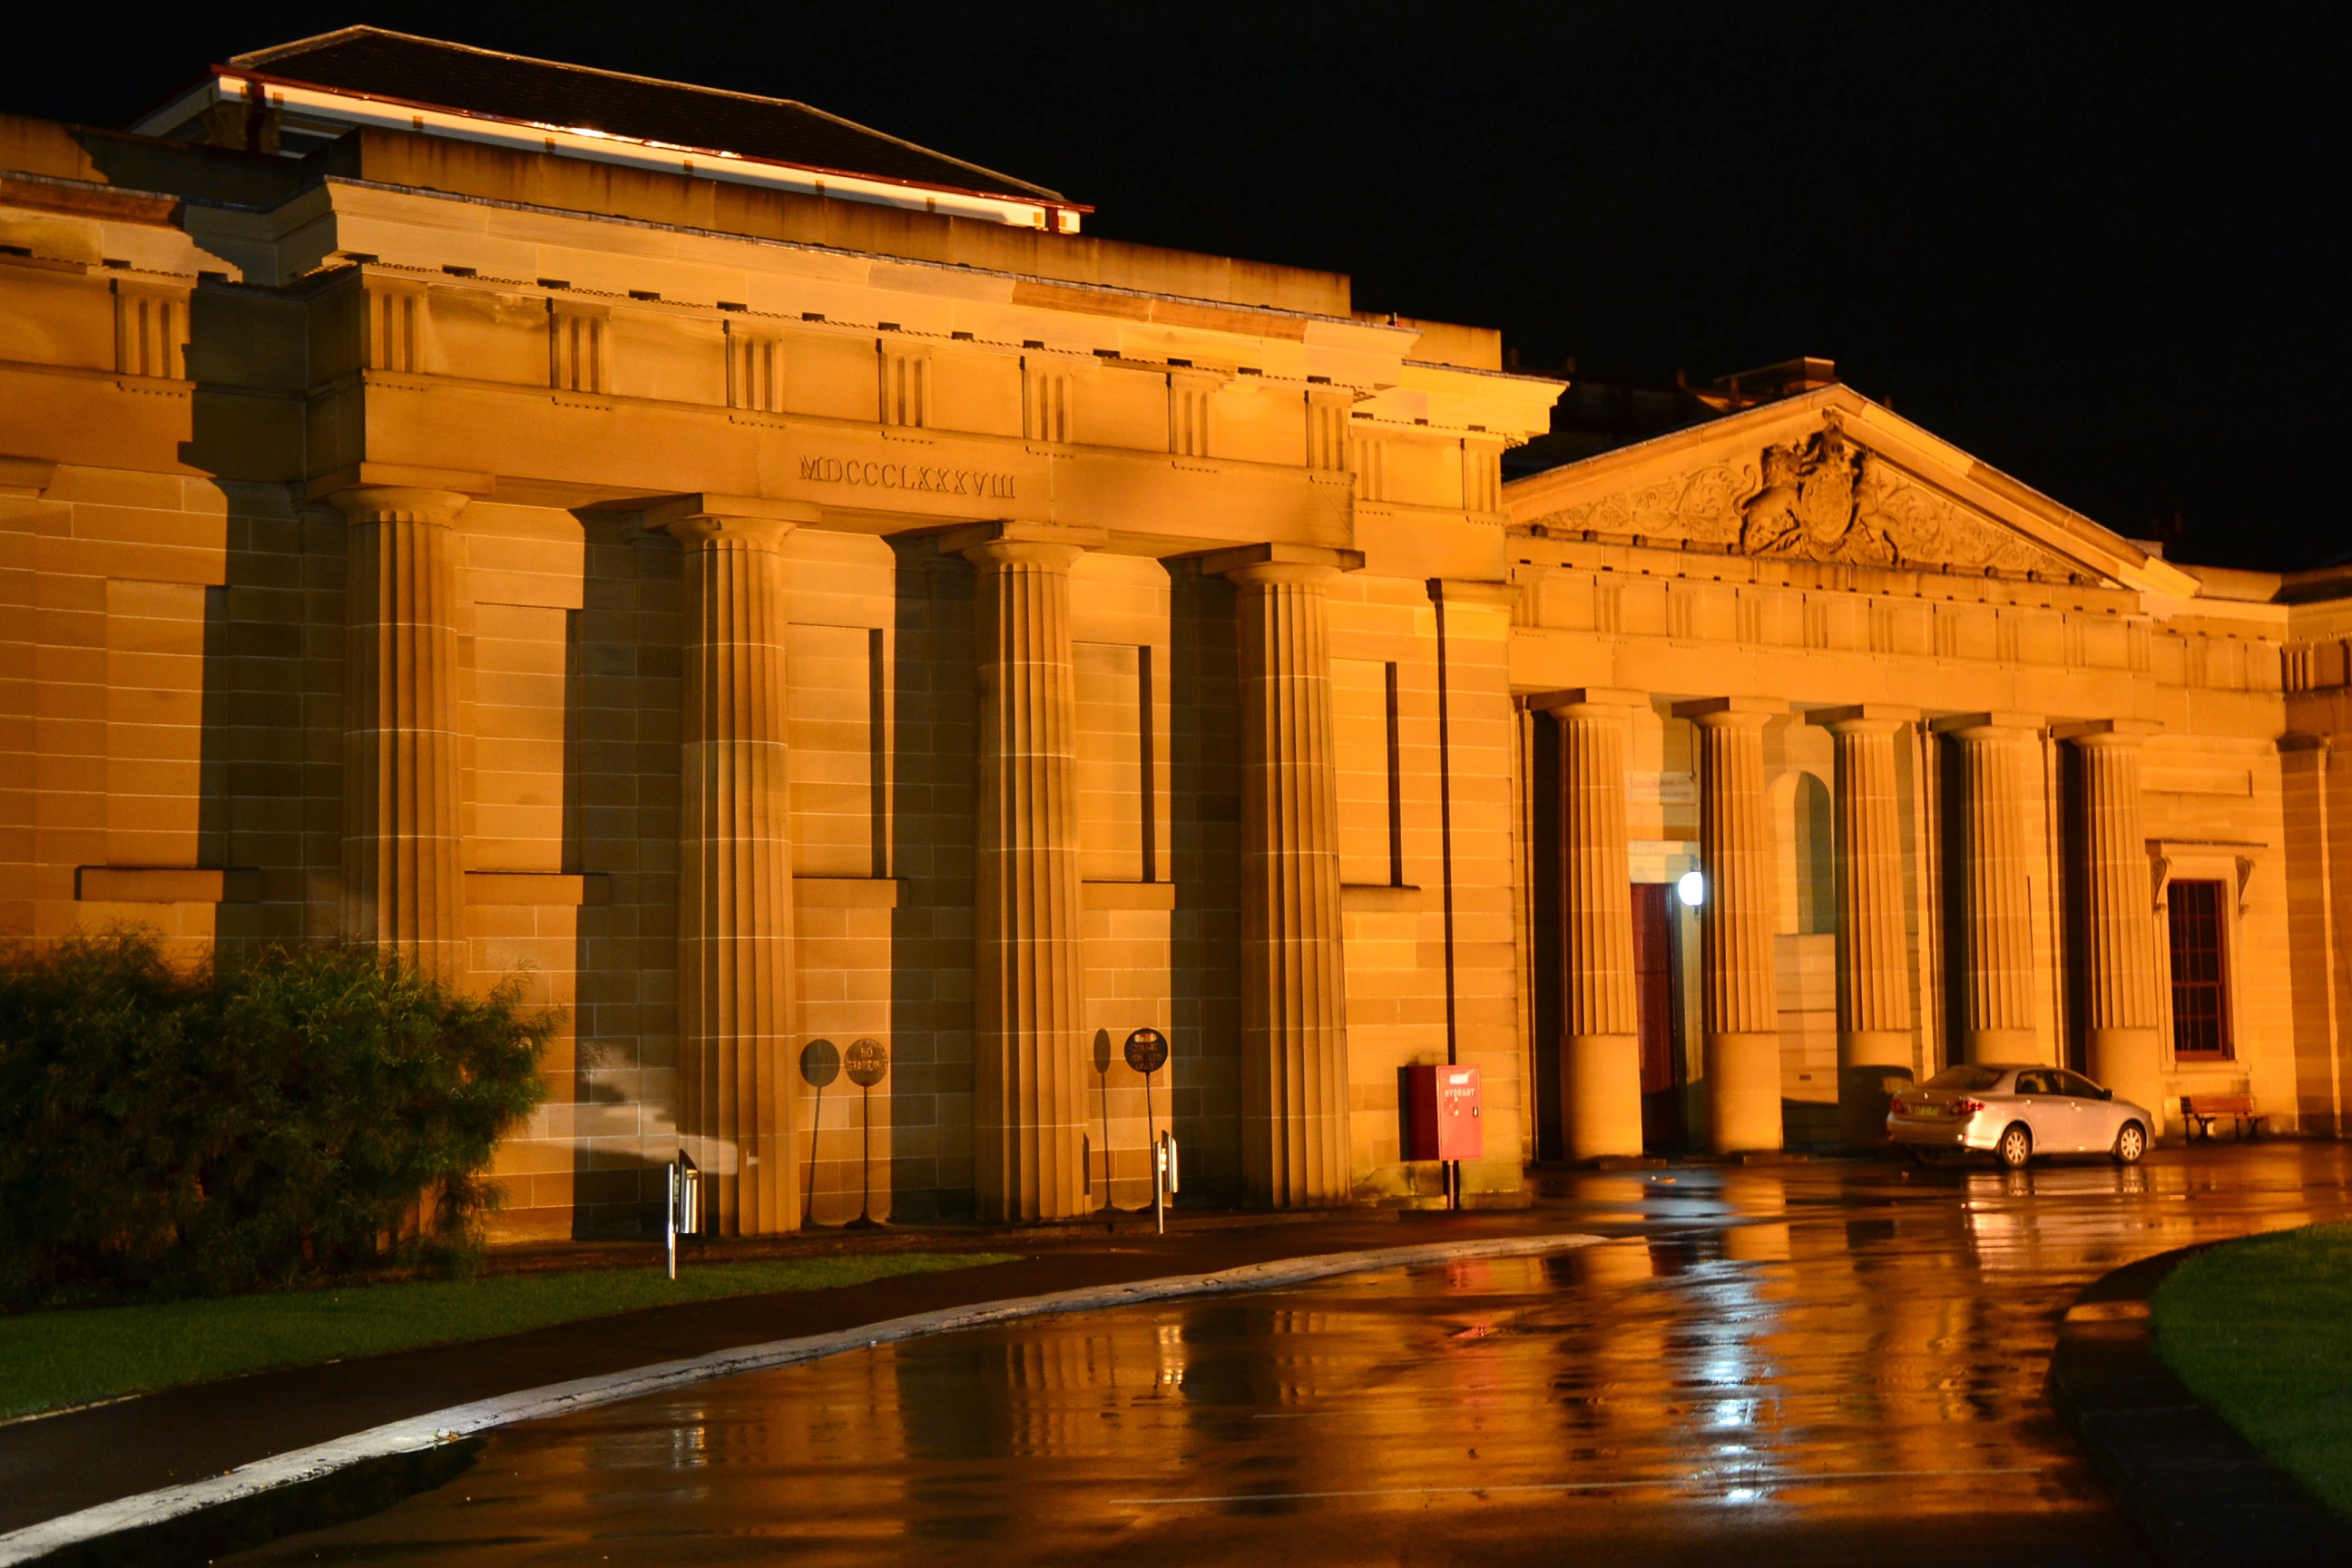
136,76,1075,232
0,1232,1602,1563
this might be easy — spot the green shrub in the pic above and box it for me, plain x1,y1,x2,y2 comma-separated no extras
0,930,553,1307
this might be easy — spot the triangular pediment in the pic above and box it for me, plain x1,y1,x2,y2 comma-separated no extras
1503,386,2196,596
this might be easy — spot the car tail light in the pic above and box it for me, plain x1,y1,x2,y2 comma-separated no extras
1953,1098,1986,1114
1887,1097,1906,1115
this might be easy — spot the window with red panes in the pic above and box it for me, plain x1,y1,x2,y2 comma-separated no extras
2167,879,2231,1059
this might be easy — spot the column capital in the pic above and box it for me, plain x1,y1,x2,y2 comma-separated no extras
1428,578,1519,610
1672,695,1786,727
327,485,470,526
1807,703,1920,735
2052,718,2164,747
1929,710,2044,740
305,461,493,505
1198,541,1366,588
943,519,1107,572
642,494,816,549
1525,686,1646,718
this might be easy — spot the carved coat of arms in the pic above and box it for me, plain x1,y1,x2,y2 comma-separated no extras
1738,417,1896,566
1521,412,2089,580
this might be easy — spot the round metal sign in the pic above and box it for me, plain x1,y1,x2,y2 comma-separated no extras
845,1037,888,1088
1123,1026,1169,1074
799,1038,841,1088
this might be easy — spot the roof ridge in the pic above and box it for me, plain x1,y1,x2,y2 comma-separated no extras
224,25,1066,203
224,24,389,70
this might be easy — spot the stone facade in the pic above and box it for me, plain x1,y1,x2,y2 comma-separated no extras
1508,397,2339,1156
4,48,2347,1239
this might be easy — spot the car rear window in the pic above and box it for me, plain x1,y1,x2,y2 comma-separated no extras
1921,1065,2006,1092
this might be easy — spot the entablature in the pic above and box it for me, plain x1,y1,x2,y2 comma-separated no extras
1509,548,2288,704
1512,531,2144,615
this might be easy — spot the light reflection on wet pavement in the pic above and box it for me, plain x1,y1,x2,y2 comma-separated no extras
240,1145,2352,1566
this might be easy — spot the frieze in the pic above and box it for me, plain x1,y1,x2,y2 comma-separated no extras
1524,414,2083,579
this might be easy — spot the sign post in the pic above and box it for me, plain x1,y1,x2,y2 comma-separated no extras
666,1149,701,1280
844,1037,888,1229
799,1039,840,1226
1124,1027,1170,1232
1159,1126,1180,1225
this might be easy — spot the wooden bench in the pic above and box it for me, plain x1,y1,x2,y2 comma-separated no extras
2180,1093,2266,1141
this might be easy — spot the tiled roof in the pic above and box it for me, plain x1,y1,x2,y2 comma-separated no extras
227,26,1066,202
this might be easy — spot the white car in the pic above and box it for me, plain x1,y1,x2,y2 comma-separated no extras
1886,1063,2154,1168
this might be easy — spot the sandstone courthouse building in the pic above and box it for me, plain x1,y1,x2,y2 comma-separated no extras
3,29,2340,1237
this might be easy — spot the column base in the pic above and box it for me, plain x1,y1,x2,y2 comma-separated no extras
1838,1031,1915,1152
1704,1031,1783,1154
1562,1032,1644,1161
1964,1027,2047,1064
2088,1025,2166,1139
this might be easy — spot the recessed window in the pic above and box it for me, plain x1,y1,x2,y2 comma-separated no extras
2168,879,2231,1059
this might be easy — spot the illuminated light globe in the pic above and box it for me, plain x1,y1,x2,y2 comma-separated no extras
1675,869,1707,907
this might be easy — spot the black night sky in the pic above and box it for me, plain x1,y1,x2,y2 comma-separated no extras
8,5,2345,570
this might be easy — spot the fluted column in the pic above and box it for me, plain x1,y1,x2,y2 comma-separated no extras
1674,698,1785,1153
1533,689,1644,1160
1933,713,2046,1063
334,486,468,982
1206,543,1357,1207
1811,705,1919,1149
956,522,1102,1221
2058,720,2165,1130
660,500,811,1236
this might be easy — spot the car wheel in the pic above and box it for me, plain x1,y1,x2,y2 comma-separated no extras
1998,1123,2033,1170
2113,1121,2147,1165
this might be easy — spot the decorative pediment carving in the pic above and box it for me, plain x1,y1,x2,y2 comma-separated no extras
1524,414,2087,580
1739,423,1886,564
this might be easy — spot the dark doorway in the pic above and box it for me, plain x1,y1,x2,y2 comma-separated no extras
1633,882,1681,1148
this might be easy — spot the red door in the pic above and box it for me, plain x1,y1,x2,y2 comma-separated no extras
1632,882,1681,1148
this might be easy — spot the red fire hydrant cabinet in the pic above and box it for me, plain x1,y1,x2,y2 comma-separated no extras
1399,1063,1482,1162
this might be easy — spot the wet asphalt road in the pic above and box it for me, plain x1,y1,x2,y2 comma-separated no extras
239,1144,2352,1566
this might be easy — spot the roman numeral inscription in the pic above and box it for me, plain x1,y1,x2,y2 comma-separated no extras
798,455,1017,499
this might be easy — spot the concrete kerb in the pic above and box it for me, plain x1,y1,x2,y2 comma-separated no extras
2048,1243,2348,1566
0,1230,1604,1566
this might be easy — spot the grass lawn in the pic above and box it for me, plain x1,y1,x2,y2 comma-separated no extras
0,1251,1019,1422
2153,1220,2352,1518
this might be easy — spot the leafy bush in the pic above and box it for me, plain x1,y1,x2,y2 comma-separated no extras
0,930,553,1307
